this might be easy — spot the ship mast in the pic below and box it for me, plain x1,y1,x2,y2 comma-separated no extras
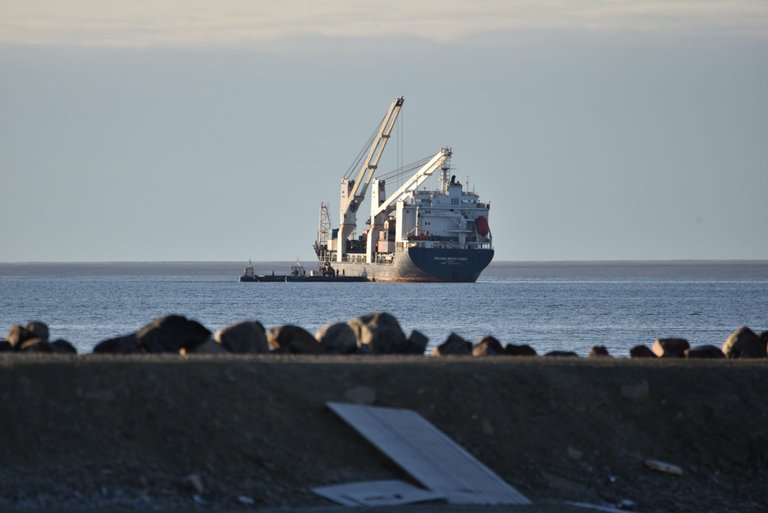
315,202,331,257
336,97,404,262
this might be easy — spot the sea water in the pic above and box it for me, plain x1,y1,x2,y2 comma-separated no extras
0,262,766,355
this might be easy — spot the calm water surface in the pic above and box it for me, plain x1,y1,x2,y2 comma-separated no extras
1,263,766,355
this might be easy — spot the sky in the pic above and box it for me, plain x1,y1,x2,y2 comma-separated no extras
1,1,767,262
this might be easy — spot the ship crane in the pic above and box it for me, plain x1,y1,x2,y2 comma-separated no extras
366,148,453,263
336,96,404,262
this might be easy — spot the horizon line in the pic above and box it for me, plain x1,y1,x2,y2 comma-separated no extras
1,259,767,265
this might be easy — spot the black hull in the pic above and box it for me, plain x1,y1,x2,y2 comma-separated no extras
405,247,495,282
240,275,367,283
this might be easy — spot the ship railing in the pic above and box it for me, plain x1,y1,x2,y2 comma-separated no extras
342,253,367,263
408,240,460,250
407,239,494,250
374,254,395,264
469,241,494,250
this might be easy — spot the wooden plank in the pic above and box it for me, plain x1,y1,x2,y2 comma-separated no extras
326,402,530,505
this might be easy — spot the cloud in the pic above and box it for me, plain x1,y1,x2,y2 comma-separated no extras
1,0,766,47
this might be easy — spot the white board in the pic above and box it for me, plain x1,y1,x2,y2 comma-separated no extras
326,402,530,505
312,479,444,506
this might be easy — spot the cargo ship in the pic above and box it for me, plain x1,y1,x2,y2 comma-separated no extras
313,97,494,282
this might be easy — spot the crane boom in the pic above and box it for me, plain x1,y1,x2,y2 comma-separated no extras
337,96,404,262
365,148,452,263
371,148,452,220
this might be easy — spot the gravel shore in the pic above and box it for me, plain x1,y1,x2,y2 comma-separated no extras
1,355,766,512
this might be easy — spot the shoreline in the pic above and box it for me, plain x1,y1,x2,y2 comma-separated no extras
1,356,766,512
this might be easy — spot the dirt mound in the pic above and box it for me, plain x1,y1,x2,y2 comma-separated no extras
0,355,766,512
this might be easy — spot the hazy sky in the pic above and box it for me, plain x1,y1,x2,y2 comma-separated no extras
2,1,767,262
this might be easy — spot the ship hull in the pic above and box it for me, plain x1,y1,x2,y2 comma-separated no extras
240,275,367,283
331,247,494,283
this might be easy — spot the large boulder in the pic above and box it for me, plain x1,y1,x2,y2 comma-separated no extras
186,338,227,354
268,325,322,354
588,345,611,358
347,312,407,354
473,336,504,356
722,326,766,358
504,343,537,357
18,338,54,353
50,339,77,354
6,324,34,348
685,345,725,359
433,333,472,356
315,322,358,354
137,315,211,353
25,321,49,342
544,350,579,358
404,330,429,355
215,321,268,353
629,344,656,358
652,338,690,358
93,333,141,354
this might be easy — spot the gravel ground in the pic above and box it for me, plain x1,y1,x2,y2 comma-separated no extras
0,355,766,512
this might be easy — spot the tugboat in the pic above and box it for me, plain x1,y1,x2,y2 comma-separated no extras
312,97,494,282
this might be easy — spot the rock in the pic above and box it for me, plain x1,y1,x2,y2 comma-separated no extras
0,340,12,352
347,312,407,354
544,350,579,357
618,499,638,510
18,338,54,353
588,345,611,357
214,321,268,353
343,386,377,405
567,446,583,461
722,326,766,358
185,337,226,354
315,322,357,354
504,343,537,357
644,458,683,475
404,329,429,355
651,338,690,358
621,380,650,402
433,333,472,356
685,344,724,359
93,334,141,354
50,339,77,354
6,324,34,348
268,325,321,354
182,473,204,494
238,496,256,505
25,321,49,342
629,344,656,358
472,336,504,356
137,315,211,353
